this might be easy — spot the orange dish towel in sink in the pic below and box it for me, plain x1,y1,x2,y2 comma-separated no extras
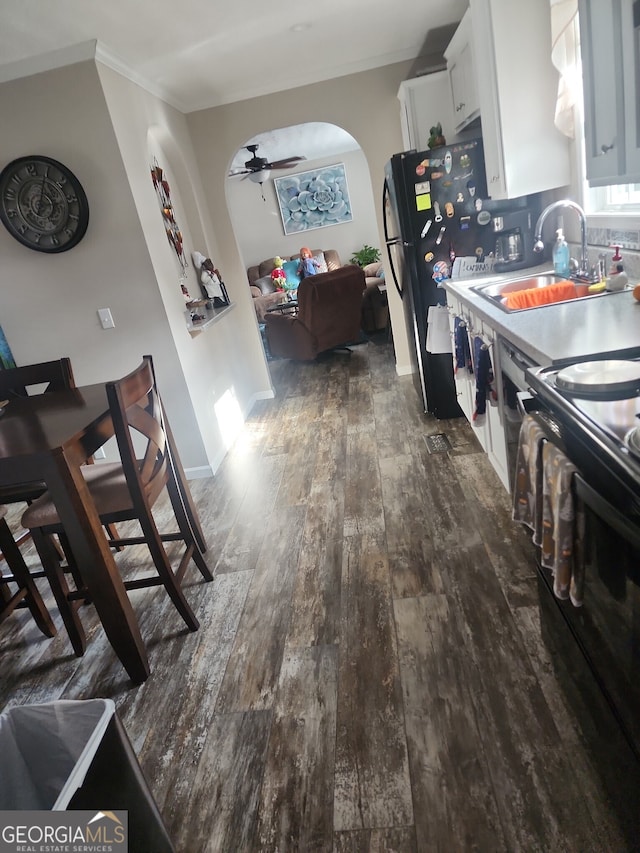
503,281,577,310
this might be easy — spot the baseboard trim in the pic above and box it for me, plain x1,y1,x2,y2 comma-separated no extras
396,364,414,376
252,389,275,402
184,465,214,480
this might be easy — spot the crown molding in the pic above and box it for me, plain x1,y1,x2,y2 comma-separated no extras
0,38,415,114
0,39,186,112
94,43,185,112
0,40,97,84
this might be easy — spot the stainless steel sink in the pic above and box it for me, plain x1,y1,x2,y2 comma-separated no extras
470,272,609,313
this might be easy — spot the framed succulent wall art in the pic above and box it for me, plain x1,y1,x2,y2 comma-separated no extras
274,163,352,236
150,158,187,275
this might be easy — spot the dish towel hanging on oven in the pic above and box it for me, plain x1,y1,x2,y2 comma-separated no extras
512,415,585,607
454,317,472,374
512,414,547,541
472,336,496,420
541,441,585,607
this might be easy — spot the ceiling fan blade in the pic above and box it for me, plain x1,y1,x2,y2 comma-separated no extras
228,168,251,177
266,156,306,170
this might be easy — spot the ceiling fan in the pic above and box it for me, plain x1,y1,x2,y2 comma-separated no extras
228,144,306,181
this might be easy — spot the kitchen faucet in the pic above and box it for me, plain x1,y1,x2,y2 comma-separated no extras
533,199,594,280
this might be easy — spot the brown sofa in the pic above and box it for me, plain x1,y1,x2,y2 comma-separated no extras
264,265,366,360
248,249,342,323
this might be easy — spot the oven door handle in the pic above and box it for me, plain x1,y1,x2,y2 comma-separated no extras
574,473,640,550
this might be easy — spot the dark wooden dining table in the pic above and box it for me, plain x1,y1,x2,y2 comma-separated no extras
0,383,207,683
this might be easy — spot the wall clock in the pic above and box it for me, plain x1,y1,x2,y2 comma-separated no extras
0,155,90,253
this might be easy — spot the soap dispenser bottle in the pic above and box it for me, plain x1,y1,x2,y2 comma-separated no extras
553,228,570,277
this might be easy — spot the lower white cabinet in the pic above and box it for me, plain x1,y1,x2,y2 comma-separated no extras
447,296,510,491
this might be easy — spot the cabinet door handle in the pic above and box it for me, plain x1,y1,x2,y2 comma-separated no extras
600,141,615,155
456,102,465,112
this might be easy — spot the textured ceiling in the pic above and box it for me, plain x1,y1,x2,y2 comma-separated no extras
0,0,467,112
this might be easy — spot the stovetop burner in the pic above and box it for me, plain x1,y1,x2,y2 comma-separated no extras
526,359,640,510
554,359,640,398
625,426,640,459
528,359,640,460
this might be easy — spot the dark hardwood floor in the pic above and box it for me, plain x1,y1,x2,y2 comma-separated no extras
2,335,639,852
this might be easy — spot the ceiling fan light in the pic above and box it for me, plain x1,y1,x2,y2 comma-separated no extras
249,168,270,183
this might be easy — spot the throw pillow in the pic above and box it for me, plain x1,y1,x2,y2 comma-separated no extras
312,251,328,274
253,275,276,295
376,268,385,279
282,260,302,288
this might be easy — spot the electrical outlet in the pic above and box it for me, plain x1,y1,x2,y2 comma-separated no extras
93,447,106,459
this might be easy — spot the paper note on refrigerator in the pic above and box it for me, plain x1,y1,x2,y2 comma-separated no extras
425,305,452,354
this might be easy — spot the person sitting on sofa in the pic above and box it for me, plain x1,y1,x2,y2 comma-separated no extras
297,247,320,279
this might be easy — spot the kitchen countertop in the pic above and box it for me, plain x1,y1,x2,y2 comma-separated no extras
442,266,640,366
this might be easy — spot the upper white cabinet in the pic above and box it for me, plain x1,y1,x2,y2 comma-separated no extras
444,9,480,132
445,0,571,199
579,0,640,186
397,71,457,153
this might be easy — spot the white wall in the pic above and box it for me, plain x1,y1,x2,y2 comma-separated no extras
187,61,415,375
0,60,208,471
96,62,273,475
228,145,380,270
0,57,415,482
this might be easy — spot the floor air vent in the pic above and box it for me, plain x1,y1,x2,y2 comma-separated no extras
424,433,452,454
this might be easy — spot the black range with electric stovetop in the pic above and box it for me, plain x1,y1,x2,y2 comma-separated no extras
525,357,640,773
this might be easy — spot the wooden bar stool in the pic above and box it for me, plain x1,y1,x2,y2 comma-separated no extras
0,505,56,638
21,355,213,656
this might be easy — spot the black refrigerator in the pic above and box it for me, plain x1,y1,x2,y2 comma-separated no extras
384,138,500,419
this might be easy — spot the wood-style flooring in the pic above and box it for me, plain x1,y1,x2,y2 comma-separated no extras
2,335,640,852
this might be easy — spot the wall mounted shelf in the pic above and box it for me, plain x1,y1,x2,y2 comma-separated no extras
186,301,234,334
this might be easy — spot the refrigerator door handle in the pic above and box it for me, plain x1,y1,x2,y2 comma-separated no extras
382,179,405,300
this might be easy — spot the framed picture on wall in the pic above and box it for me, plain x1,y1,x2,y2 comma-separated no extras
274,163,353,236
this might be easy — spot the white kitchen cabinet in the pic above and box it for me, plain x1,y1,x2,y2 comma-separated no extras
397,71,458,153
579,0,640,186
447,296,509,489
444,9,480,132
447,296,475,423
454,0,571,199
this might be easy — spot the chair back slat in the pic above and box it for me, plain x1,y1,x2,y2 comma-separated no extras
106,357,170,510
0,358,75,398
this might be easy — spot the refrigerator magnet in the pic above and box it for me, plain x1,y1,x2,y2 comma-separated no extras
477,210,491,225
416,194,432,212
459,216,471,230
432,260,449,283
424,251,434,262
420,219,433,238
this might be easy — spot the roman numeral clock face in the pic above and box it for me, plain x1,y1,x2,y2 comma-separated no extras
0,156,89,252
